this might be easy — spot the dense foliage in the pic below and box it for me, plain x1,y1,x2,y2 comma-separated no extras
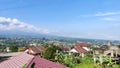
54,53,93,68
43,45,61,60
9,45,18,52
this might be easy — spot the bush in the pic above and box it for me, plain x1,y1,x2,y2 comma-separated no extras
62,54,75,68
75,57,81,64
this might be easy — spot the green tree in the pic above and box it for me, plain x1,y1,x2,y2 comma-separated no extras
70,45,74,49
42,43,49,48
63,54,75,68
118,45,120,48
55,52,64,63
0,44,6,52
9,45,18,52
43,45,61,60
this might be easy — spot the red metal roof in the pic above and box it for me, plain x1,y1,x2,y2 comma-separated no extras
61,46,70,51
74,42,91,53
74,47,87,53
0,52,67,68
25,46,44,55
76,42,91,47
0,52,34,68
27,56,66,68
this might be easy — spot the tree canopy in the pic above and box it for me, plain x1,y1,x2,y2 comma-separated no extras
43,45,61,60
9,45,18,52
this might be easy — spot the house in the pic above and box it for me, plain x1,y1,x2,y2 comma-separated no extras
0,52,67,68
6,47,11,52
1,47,11,53
61,46,71,53
25,46,44,56
95,42,120,57
70,42,91,57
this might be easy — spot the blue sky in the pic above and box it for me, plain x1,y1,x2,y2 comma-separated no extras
0,0,120,40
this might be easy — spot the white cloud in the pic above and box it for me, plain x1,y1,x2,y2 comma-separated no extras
95,11,120,16
79,11,120,18
101,17,117,21
92,11,120,21
0,17,50,34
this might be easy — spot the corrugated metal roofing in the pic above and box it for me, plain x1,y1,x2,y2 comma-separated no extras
0,52,34,68
27,56,66,68
74,47,87,53
76,42,91,47
0,52,66,68
26,46,44,55
74,42,91,53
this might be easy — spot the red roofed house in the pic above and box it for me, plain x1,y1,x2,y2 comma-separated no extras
25,46,44,56
70,42,91,57
61,46,71,53
0,52,67,68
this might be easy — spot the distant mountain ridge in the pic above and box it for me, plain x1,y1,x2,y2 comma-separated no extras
0,31,120,45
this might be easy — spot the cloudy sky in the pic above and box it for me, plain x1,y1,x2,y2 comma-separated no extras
0,0,120,40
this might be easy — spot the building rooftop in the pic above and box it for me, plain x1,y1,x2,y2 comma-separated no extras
0,52,66,68
76,42,91,47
